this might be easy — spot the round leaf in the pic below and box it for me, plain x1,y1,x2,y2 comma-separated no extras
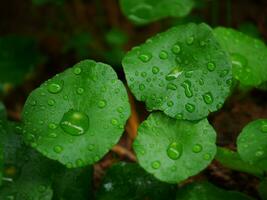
122,23,232,120
96,162,176,200
22,60,130,168
119,0,195,25
214,27,267,87
176,181,254,200
133,112,217,183
237,119,267,170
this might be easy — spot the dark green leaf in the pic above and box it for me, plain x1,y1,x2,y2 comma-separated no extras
105,28,128,47
214,27,267,87
119,0,195,25
259,179,267,200
96,162,176,200
215,147,264,177
134,112,217,183
237,119,267,170
123,23,232,120
176,181,254,200
22,59,130,168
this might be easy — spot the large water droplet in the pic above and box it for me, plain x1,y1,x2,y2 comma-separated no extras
181,80,193,98
167,141,183,160
202,92,213,104
185,103,195,113
165,66,183,81
60,110,89,136
151,161,161,169
48,83,62,94
139,53,152,63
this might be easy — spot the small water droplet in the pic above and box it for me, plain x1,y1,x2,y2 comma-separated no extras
139,53,152,63
207,62,216,71
231,53,248,80
171,44,181,54
167,141,183,160
192,144,203,153
167,83,177,90
48,132,57,138
30,100,37,106
255,150,264,157
175,113,183,119
261,124,267,133
73,67,82,75
53,145,63,153
203,153,212,160
60,110,89,136
152,66,160,74
185,103,195,113
141,72,147,78
186,36,194,45
167,101,174,107
181,80,193,98
165,66,183,81
77,87,84,94
47,99,55,106
48,123,57,129
48,83,62,94
111,119,118,126
203,92,213,104
88,144,95,151
151,161,161,169
159,50,168,59
98,100,107,108
139,84,145,91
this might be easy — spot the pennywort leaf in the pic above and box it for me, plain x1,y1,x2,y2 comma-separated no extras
176,181,254,200
119,0,195,25
96,162,176,200
237,119,267,170
123,23,232,120
22,60,130,168
214,27,267,87
133,112,217,183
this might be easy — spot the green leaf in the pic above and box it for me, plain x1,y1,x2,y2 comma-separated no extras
105,28,128,47
215,147,264,177
237,119,267,170
214,27,267,87
133,112,217,183
123,23,232,120
22,59,130,168
258,179,267,200
0,36,41,90
52,166,93,200
176,181,254,200
96,162,176,200
119,0,195,25
238,22,261,39
0,122,56,200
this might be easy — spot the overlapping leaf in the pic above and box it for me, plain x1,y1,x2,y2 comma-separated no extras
22,59,130,167
123,23,232,120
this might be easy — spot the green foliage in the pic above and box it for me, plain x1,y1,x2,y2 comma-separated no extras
214,27,267,87
0,36,42,91
134,112,217,183
123,23,232,120
96,162,176,200
237,119,267,170
22,60,130,168
119,0,195,25
215,147,264,177
176,181,254,200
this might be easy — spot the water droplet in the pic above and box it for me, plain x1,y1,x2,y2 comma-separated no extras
159,50,168,59
139,53,152,63
48,83,62,94
98,100,107,108
73,67,82,75
167,83,177,90
171,44,181,54
77,87,84,94
167,101,174,107
151,161,161,169
175,113,183,119
141,72,147,78
48,123,57,129
202,92,213,104
181,80,193,98
48,133,57,138
30,100,37,106
203,153,212,160
185,103,195,113
53,145,63,153
152,66,160,74
111,119,118,126
192,144,203,153
165,66,183,81
207,62,216,71
261,124,267,133
231,53,248,79
88,144,95,151
256,150,264,157
167,141,183,160
139,84,145,91
186,36,194,45
47,99,55,106
60,110,89,136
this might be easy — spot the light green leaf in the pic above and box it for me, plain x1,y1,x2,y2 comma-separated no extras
123,23,232,120
176,181,254,200
119,0,195,25
133,112,217,183
237,119,267,170
96,162,176,200
215,147,264,177
214,27,267,87
22,59,130,168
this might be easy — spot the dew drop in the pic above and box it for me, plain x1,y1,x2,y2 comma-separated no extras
77,87,84,94
48,132,57,138
152,66,160,74
159,50,168,60
185,103,195,113
53,145,63,153
98,100,107,108
231,53,248,79
255,150,264,157
207,62,216,71
73,67,82,75
261,124,267,133
171,44,181,54
192,144,203,153
48,123,57,130
48,83,62,94
139,53,152,63
165,66,183,81
167,101,174,107
88,144,95,151
60,110,89,136
139,84,145,91
175,113,183,119
167,141,183,160
203,153,212,160
186,36,194,45
111,119,118,126
167,83,177,90
30,100,37,106
151,161,161,169
202,92,213,104
47,99,55,106
181,80,193,98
